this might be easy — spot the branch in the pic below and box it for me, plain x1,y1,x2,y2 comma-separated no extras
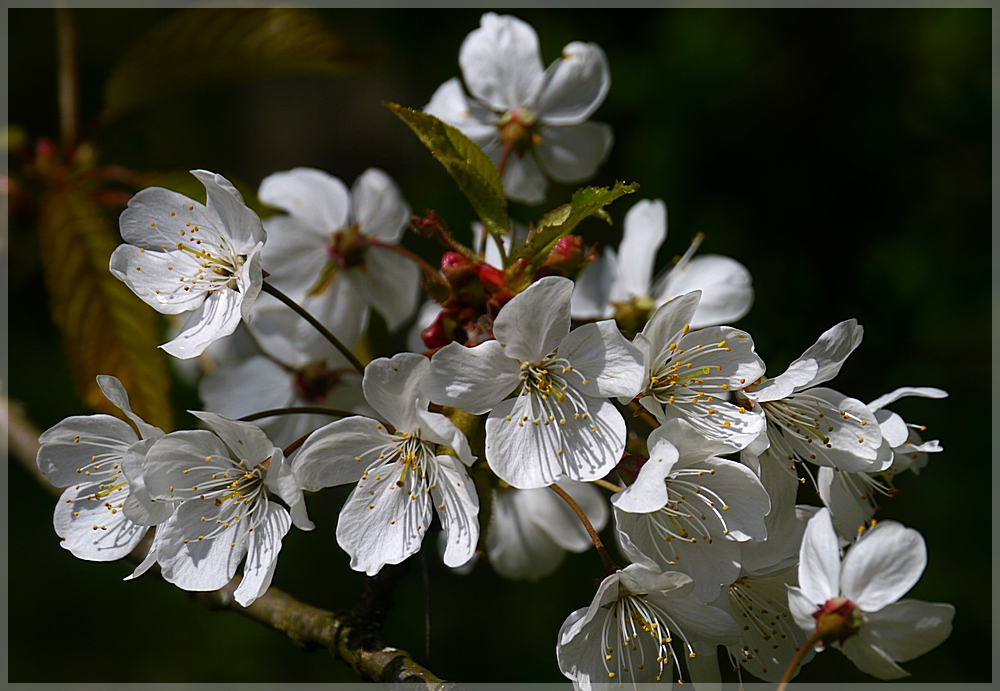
3,397,453,686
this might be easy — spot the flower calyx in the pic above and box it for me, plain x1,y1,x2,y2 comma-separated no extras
812,597,862,647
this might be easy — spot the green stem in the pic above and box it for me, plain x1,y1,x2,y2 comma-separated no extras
261,281,366,374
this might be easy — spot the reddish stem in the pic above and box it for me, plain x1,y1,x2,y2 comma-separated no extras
549,483,618,575
776,629,823,691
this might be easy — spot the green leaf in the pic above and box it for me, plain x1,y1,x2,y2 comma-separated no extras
385,103,509,248
39,183,174,431
104,8,371,119
512,181,640,273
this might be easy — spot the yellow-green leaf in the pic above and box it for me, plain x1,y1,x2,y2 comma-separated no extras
39,183,174,431
386,103,510,246
104,8,371,119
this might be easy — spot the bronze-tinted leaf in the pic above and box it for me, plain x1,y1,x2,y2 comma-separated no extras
104,8,371,119
39,183,173,431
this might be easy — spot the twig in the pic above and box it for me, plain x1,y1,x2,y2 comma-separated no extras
54,6,78,148
777,630,822,691
238,406,359,422
591,478,623,493
261,281,366,374
360,237,447,289
627,399,660,429
4,396,451,686
548,483,618,576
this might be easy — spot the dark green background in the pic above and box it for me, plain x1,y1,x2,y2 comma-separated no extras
8,9,990,683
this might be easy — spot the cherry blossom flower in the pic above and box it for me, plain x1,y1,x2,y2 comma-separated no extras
557,564,739,687
787,508,954,679
258,166,418,338
36,376,172,562
818,386,947,540
631,290,766,450
613,419,770,601
423,276,644,489
142,412,306,606
290,353,479,576
425,12,613,204
741,320,888,490
110,170,266,359
486,479,608,581
572,199,753,330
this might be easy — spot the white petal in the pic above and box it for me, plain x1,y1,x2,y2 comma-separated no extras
142,430,231,500
189,411,276,465
291,416,393,491
156,501,248,591
818,466,876,541
841,636,909,679
431,454,480,569
644,588,740,644
198,356,294,422
486,488,566,581
190,169,265,250
636,291,702,370
558,321,644,399
570,248,616,320
535,42,610,125
501,152,547,205
859,599,954,662
416,408,475,466
785,319,864,392
657,255,754,329
798,508,841,605
424,340,520,414
96,375,162,440
531,480,608,552
121,438,175,526
611,434,679,513
349,245,421,331
615,199,666,298
459,13,544,112
110,245,208,316
37,414,136,487
258,167,350,232
740,455,806,576
336,458,433,575
258,215,329,296
424,78,500,151
125,532,162,581
486,395,625,489
54,484,148,561
352,168,410,243
119,186,211,250
840,520,926,611
362,353,428,432
750,358,819,403
787,585,820,633
535,121,614,184
868,386,948,412
237,244,263,323
264,446,313,531
684,456,770,541
493,275,573,362
875,409,910,449
161,289,243,359
234,502,292,606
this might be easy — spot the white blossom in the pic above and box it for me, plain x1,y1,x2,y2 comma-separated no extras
290,353,479,576
557,564,739,688
486,479,608,581
424,276,644,489
142,412,306,606
631,290,766,450
426,13,613,204
36,376,172,563
787,508,954,679
257,167,418,339
572,199,753,329
110,170,266,359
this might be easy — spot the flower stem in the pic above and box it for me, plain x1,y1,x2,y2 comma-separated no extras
549,483,618,575
54,7,78,148
591,478,623,493
238,406,359,422
261,281,366,374
282,431,314,457
776,630,823,691
359,237,447,289
628,400,660,429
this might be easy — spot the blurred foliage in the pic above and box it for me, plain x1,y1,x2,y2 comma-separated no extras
8,8,990,684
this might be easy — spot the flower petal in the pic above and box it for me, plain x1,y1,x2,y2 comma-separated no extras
362,353,428,432
190,169,265,250
493,275,574,362
156,500,249,591
787,585,820,633
352,168,410,243
530,479,608,552
37,414,136,487
198,355,295,423
258,214,329,297
189,411,276,465
459,13,544,112
233,502,292,606
161,288,243,359
786,319,864,393
290,416,393,491
348,245,421,331
119,186,211,250
656,254,754,329
486,487,566,580
54,483,147,561
840,636,909,679
611,433,679,513
96,375,162,440
258,167,350,232
417,408,475,466
615,199,666,299
120,437,175,526
859,599,954,662
431,454,480,569
535,121,614,184
558,321,644,398
424,78,500,152
535,41,610,125
110,245,208,316
840,520,926,611
142,430,231,500
868,386,948,412
798,508,841,605
424,340,521,414
570,247,616,320
501,152,547,205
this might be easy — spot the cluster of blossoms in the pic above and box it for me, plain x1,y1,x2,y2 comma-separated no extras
37,12,953,685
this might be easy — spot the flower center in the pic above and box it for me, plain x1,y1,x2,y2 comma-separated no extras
496,108,541,156
307,223,366,297
601,592,691,683
292,363,349,404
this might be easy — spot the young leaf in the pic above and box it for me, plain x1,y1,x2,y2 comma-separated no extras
512,181,639,274
38,184,174,431
385,103,510,246
104,8,371,119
